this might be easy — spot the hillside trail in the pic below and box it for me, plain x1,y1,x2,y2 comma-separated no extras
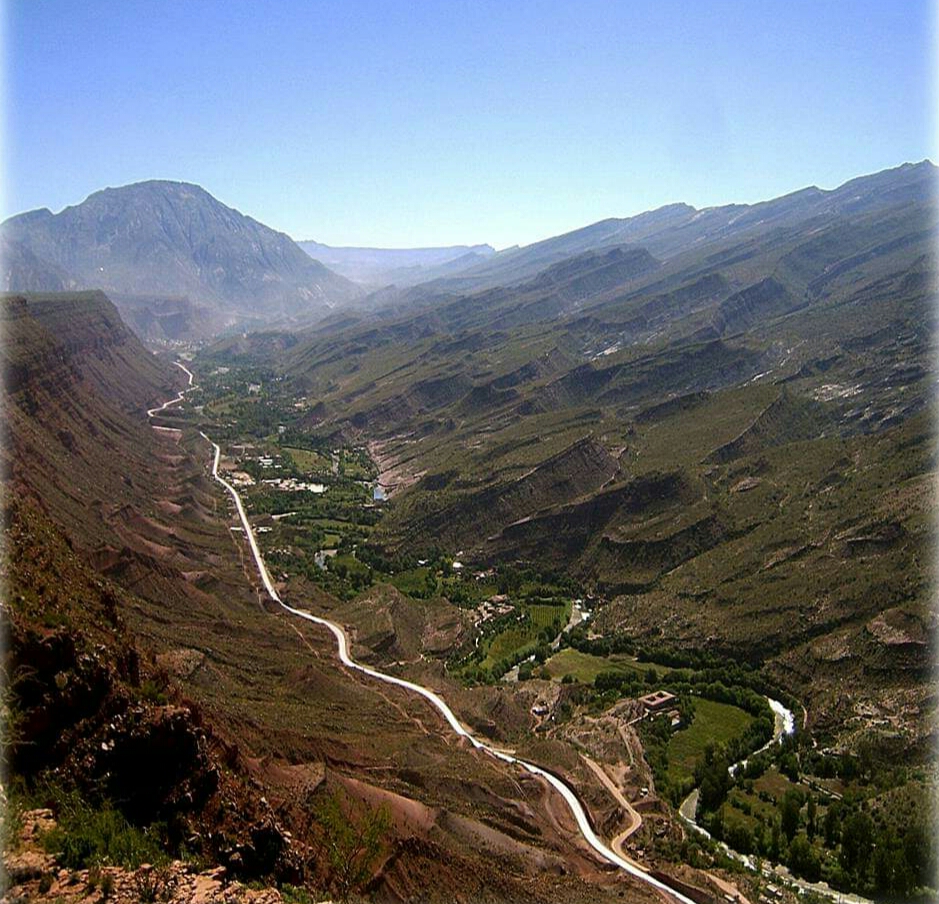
579,755,643,856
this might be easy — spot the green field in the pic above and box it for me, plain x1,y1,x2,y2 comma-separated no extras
667,698,753,783
479,600,571,671
482,625,535,670
283,446,332,474
389,566,433,596
528,602,571,631
542,648,641,683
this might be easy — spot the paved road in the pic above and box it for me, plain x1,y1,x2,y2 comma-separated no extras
150,362,700,904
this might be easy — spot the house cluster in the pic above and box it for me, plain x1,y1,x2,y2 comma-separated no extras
758,884,783,903
472,595,515,627
260,477,327,494
568,599,592,630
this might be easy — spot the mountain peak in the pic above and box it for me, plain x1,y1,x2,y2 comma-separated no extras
1,181,362,325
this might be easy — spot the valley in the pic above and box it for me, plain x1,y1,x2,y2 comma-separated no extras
2,159,936,904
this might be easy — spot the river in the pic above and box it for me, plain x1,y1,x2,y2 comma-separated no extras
678,698,873,904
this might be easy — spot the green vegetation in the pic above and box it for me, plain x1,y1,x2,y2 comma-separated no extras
38,789,168,870
666,699,753,784
282,446,332,474
314,791,390,901
468,597,570,677
280,884,320,904
542,648,640,683
697,736,938,900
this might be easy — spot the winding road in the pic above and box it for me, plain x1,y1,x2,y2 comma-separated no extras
580,755,643,856
151,362,701,904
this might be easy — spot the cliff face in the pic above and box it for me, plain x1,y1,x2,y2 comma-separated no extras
1,293,302,877
2,290,168,390
402,436,619,552
2,291,177,544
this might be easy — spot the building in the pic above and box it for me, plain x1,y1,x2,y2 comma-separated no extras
639,690,677,714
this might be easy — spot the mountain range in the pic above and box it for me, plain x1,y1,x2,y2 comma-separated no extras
414,159,935,295
297,239,496,286
205,157,936,770
3,162,933,346
3,158,937,903
2,289,675,903
179,157,938,901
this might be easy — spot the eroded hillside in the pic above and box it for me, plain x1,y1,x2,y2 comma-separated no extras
3,292,691,903
188,162,937,901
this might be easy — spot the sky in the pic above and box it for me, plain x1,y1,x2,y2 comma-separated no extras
2,0,936,249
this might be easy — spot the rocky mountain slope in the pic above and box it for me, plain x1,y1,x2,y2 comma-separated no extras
1,181,363,336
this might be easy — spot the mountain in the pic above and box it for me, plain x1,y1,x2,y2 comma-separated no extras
408,160,936,296
202,159,936,780
1,181,364,335
0,234,72,292
3,290,679,903
297,239,496,286
8,161,937,902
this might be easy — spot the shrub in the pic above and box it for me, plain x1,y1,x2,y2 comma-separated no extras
134,865,176,902
138,678,169,706
40,789,167,870
314,791,390,901
281,884,318,904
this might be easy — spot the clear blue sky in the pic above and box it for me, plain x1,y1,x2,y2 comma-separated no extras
3,0,936,248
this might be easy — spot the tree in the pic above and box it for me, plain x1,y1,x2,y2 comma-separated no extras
806,795,817,840
595,670,627,693
770,819,782,861
903,821,932,890
823,802,841,848
314,791,391,901
726,822,753,855
873,842,894,897
840,811,873,878
696,744,732,814
788,834,821,882
779,752,800,782
780,789,802,842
